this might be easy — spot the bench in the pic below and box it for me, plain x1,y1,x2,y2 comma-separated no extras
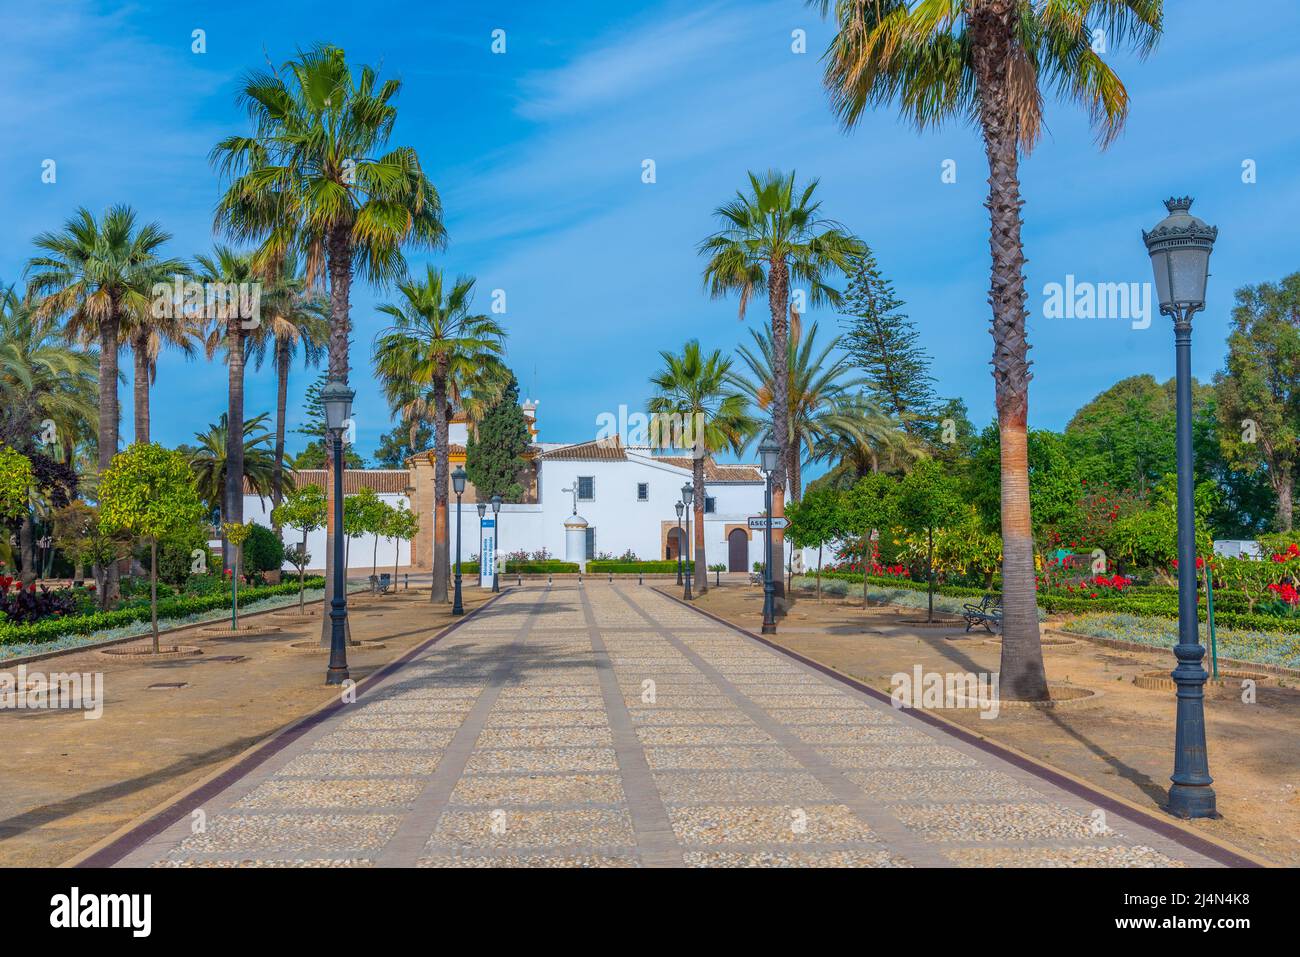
748,571,763,586
962,594,1002,633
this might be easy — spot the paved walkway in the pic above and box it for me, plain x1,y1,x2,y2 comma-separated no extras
111,584,1225,867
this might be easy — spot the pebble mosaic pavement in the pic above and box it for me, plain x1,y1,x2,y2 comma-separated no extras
115,584,1222,868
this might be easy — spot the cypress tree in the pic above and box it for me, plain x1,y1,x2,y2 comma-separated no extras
465,375,531,500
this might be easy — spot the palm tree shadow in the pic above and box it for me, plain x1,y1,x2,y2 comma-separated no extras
1038,707,1168,806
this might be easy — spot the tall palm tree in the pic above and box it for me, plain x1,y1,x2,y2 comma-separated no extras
212,43,445,643
732,315,871,500
244,253,328,526
374,268,507,603
125,267,198,444
188,413,287,518
809,0,1161,700
809,396,926,487
699,171,862,587
26,206,185,601
195,247,270,572
648,340,754,594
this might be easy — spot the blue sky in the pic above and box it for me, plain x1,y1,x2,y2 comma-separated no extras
2,0,1298,467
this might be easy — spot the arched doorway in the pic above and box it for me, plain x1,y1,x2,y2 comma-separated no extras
727,528,749,572
665,527,686,560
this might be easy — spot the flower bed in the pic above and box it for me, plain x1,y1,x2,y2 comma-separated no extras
0,577,325,647
1061,612,1300,671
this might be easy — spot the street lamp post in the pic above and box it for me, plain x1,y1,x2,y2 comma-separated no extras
1143,196,1218,819
451,466,466,616
758,431,780,635
490,495,502,593
681,483,694,600
674,501,684,584
476,502,486,587
321,378,355,686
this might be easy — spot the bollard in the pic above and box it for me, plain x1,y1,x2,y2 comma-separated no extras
608,573,613,584
639,572,643,586
547,574,552,587
517,574,522,586
578,574,583,585
404,573,408,591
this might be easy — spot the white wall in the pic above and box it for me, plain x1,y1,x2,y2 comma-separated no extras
241,492,412,574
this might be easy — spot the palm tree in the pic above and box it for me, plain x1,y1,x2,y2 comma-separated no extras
26,206,185,601
0,283,99,458
195,247,270,572
733,314,873,499
699,171,862,587
244,253,328,526
809,0,1161,701
188,413,286,518
809,395,926,487
26,205,185,470
374,268,507,603
125,268,197,444
648,340,754,593
212,43,445,642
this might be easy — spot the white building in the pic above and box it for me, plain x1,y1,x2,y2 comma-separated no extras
247,401,798,575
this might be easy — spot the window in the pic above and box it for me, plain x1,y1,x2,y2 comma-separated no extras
637,482,649,501
704,496,716,514
578,476,594,500
585,527,596,560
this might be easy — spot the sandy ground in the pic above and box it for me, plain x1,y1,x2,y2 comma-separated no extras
0,585,493,867
683,580,1300,867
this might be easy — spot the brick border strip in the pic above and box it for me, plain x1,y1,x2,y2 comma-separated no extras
653,588,1264,869
69,589,512,868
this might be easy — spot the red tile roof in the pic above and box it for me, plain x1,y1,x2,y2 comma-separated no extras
248,470,412,495
651,457,763,483
540,438,627,461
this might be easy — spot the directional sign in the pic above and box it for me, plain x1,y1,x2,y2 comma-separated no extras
748,516,789,531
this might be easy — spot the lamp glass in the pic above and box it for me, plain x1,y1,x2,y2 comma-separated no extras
476,502,486,518
758,430,780,474
321,379,354,434
682,483,693,506
675,501,683,517
491,495,502,513
452,465,467,495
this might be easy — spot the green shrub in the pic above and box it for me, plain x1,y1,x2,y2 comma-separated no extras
242,523,285,578
586,560,679,573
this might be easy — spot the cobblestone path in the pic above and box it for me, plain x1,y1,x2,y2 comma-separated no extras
114,584,1223,867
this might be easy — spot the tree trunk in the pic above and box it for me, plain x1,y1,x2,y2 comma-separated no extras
132,330,151,444
224,317,245,575
693,457,707,594
99,314,120,603
431,373,450,603
926,526,935,623
321,225,353,646
19,515,35,586
272,338,290,534
972,0,1047,701
1272,464,1294,532
150,539,159,654
767,258,790,599
299,529,308,613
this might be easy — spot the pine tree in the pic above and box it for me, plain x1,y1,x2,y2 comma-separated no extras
840,249,937,428
465,375,531,500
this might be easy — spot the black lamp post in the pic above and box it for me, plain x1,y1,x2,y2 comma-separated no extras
758,430,780,635
674,501,684,584
681,482,694,600
1143,196,1218,819
451,465,466,615
490,495,502,593
322,377,355,686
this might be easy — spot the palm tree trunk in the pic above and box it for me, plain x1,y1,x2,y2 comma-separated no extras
321,225,353,646
972,0,1047,701
767,259,790,600
272,338,290,532
693,457,707,594
150,539,159,654
132,331,151,444
19,515,35,586
224,318,245,575
99,313,120,603
431,374,449,603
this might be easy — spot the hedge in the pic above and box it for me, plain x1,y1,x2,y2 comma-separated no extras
0,577,325,646
586,560,680,573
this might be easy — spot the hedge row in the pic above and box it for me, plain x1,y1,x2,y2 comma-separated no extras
0,577,325,646
813,569,1300,633
586,561,680,573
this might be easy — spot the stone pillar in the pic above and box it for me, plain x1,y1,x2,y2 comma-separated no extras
408,453,434,570
564,513,588,571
